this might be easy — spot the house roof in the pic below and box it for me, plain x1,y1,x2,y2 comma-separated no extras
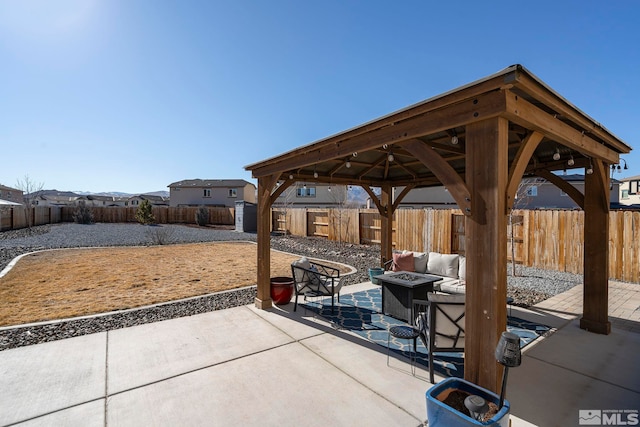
85,195,123,202
0,198,21,206
0,184,21,192
130,194,169,202
168,179,255,188
619,174,640,182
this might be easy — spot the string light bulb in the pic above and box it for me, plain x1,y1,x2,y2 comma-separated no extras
388,152,394,162
451,135,459,145
345,160,351,168
567,155,575,166
553,148,561,161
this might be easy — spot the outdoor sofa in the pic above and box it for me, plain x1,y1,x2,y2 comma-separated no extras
384,250,466,295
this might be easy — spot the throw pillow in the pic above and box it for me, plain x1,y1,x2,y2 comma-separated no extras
392,252,415,272
458,255,466,281
427,252,459,278
413,252,429,274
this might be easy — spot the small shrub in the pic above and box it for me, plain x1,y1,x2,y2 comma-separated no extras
135,199,156,225
147,225,174,245
72,201,94,224
195,206,209,226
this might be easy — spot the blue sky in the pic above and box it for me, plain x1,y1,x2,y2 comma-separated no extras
1,1,638,194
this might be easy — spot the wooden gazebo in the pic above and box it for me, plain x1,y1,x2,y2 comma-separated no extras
244,64,632,392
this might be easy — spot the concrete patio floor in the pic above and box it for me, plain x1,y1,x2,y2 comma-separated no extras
0,281,638,427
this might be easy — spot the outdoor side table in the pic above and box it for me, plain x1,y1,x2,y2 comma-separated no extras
387,325,421,375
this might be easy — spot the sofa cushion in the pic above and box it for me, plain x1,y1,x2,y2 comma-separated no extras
411,252,429,274
438,278,466,295
427,252,459,278
392,252,414,272
458,255,466,281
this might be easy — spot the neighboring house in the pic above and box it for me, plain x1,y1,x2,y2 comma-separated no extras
128,194,170,207
394,174,621,210
32,190,80,207
273,183,365,208
0,184,24,205
514,174,620,209
392,186,457,209
81,195,130,207
618,174,640,206
168,179,256,207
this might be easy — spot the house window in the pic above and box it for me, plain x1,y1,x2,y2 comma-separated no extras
526,186,538,197
228,188,237,198
622,190,629,200
204,189,211,197
296,186,316,197
629,180,639,195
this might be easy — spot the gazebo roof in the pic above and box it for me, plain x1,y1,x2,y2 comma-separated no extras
245,65,631,190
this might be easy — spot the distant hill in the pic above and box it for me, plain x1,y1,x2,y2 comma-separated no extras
39,190,82,197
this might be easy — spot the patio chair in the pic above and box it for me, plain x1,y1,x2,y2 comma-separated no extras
291,257,343,313
413,293,465,383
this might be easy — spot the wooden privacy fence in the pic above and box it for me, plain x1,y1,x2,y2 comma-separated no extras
0,206,234,231
59,206,235,225
272,208,640,283
0,206,63,230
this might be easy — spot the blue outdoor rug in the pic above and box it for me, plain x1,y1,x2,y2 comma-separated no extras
301,288,551,379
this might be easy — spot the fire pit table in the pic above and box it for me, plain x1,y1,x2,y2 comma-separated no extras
378,272,442,322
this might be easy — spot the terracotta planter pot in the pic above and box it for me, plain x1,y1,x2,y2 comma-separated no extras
270,277,294,305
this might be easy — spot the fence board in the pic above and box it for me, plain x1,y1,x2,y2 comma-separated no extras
0,208,11,231
395,209,425,253
359,210,381,245
622,211,640,283
308,209,329,238
451,214,465,256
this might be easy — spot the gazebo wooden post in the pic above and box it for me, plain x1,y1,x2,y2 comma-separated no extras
580,160,611,334
380,184,394,266
464,117,509,393
255,176,275,309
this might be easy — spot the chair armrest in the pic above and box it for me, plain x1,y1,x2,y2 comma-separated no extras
383,259,394,271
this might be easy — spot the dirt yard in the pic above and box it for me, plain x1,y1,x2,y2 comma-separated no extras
0,242,348,327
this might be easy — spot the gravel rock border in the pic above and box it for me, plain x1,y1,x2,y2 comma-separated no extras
0,223,584,351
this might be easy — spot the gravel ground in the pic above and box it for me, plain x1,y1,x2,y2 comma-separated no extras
0,223,584,350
